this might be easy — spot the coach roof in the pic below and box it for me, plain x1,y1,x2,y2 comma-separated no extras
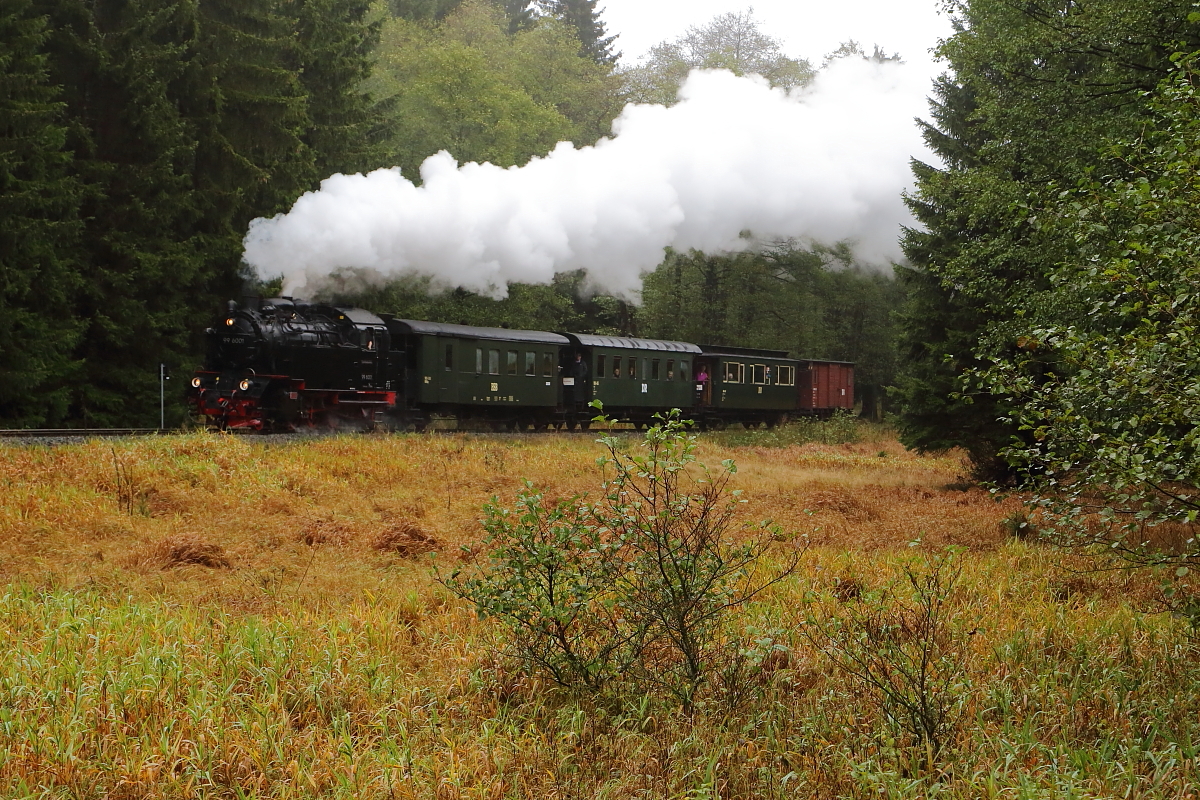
567,333,702,353
389,319,570,345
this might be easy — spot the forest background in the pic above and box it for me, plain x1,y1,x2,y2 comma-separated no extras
0,0,899,429
6,0,1200,505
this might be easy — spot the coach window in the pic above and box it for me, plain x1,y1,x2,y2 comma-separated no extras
752,364,766,384
651,359,660,380
488,349,500,375
445,343,454,371
543,352,554,377
476,348,483,374
612,356,621,377
778,365,795,386
525,351,536,376
725,362,744,384
596,354,606,378
628,358,637,378
666,359,675,380
680,360,690,380
506,350,518,375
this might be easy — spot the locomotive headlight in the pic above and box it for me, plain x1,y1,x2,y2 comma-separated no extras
238,379,251,391
225,317,235,326
191,377,201,388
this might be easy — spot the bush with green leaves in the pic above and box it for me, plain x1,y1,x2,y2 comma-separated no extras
978,52,1200,612
445,406,801,709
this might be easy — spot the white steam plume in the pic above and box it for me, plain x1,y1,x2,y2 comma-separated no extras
244,58,933,299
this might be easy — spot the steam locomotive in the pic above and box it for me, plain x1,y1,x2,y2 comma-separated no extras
187,297,854,432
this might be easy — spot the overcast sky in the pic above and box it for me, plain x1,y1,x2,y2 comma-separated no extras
599,0,955,80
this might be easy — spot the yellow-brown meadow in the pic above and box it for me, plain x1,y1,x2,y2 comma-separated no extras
0,425,1193,798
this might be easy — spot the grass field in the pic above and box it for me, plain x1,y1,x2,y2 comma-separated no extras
0,422,1196,798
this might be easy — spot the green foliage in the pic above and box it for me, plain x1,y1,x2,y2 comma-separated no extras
540,0,618,65
638,244,901,416
447,483,635,690
45,0,216,426
295,0,385,179
0,0,82,426
622,9,814,106
892,0,1200,478
980,54,1200,598
445,408,800,709
368,0,620,180
387,0,463,22
0,0,385,427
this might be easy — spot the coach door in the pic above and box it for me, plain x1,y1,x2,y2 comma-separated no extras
439,338,459,404
694,359,714,406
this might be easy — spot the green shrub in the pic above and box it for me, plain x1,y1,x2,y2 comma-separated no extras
445,407,801,710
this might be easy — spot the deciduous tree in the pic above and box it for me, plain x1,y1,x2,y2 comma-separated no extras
982,54,1200,596
622,9,813,106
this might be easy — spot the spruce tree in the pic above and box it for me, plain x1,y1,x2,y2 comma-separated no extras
892,75,1020,478
192,0,314,238
543,0,618,65
500,0,535,34
42,0,208,426
293,0,385,178
0,0,82,426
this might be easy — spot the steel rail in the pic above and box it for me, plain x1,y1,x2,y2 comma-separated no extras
0,428,164,438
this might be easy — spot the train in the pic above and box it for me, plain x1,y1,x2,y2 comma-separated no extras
187,297,854,432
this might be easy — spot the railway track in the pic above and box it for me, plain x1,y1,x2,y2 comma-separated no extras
0,425,611,442
0,428,164,439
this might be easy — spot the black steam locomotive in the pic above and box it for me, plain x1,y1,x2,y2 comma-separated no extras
187,297,854,432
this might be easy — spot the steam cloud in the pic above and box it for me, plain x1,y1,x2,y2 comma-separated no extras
244,58,933,299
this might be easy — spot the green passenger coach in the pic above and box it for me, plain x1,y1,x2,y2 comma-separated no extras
693,345,802,428
387,319,569,429
564,334,701,429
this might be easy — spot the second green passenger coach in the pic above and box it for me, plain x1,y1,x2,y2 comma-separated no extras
564,334,700,429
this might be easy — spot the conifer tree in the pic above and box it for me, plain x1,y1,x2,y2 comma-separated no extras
193,0,314,243
542,0,618,65
42,0,209,426
892,75,1020,477
293,0,385,178
500,0,535,33
0,0,82,426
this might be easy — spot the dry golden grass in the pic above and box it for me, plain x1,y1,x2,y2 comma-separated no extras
0,430,1012,604
0,427,1195,798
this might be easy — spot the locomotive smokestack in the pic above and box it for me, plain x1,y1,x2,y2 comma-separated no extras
244,58,934,299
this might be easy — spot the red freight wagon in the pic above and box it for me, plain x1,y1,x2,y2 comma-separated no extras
798,360,854,416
